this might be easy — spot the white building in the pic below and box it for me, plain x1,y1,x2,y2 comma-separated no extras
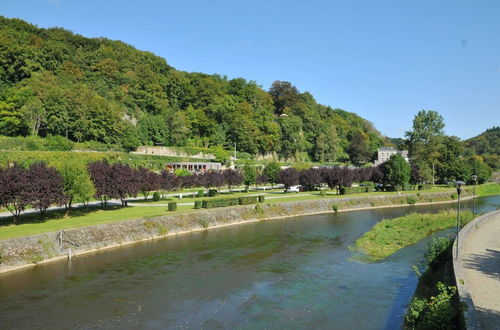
374,147,409,166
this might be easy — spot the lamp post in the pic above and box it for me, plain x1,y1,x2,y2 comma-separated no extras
455,180,465,258
471,175,478,216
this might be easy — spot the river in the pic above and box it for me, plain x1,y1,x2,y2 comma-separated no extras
1,195,499,329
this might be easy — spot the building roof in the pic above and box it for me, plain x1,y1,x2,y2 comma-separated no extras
378,147,396,151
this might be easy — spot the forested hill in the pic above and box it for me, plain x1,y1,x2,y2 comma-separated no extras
465,127,500,156
0,16,386,162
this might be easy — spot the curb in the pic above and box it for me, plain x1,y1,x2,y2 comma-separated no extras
452,209,500,330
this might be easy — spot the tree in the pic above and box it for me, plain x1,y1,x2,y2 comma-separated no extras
263,162,281,188
382,154,411,188
405,111,445,184
137,167,161,200
0,164,30,223
27,162,66,217
256,173,269,186
277,168,299,190
405,110,445,148
112,163,140,206
346,132,372,164
224,169,243,191
88,161,114,207
54,161,95,212
268,81,300,114
299,168,322,189
160,170,178,197
242,164,257,190
20,97,45,136
467,156,491,184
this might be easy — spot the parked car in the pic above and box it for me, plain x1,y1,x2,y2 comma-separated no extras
286,185,302,193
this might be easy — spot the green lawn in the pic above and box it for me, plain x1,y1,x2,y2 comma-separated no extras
0,204,193,240
1,183,498,241
474,182,500,197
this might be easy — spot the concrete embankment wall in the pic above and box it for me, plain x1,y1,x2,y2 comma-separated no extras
0,191,466,274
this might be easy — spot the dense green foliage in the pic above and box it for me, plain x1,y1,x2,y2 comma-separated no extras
404,110,497,184
0,16,385,162
405,238,464,330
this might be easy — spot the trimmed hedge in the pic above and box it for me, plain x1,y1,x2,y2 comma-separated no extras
202,197,240,208
418,184,432,190
194,200,202,209
340,186,370,195
258,195,265,203
239,196,258,205
208,189,218,197
201,195,260,208
168,202,177,211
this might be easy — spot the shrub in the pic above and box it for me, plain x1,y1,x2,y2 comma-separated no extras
405,282,458,329
258,195,265,203
202,197,239,208
45,135,74,151
239,196,258,205
450,193,457,200
339,186,368,195
406,196,417,205
197,189,204,198
447,182,455,188
332,205,338,213
418,184,432,190
425,237,452,269
320,189,327,197
402,183,413,191
198,219,209,228
168,202,177,211
194,200,202,209
152,191,161,201
208,189,218,197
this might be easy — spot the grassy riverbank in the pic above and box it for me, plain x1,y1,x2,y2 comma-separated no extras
355,210,475,261
405,238,465,329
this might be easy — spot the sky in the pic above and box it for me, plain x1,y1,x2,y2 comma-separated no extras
1,0,499,139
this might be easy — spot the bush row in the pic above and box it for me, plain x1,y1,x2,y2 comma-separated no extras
339,186,375,195
201,195,265,209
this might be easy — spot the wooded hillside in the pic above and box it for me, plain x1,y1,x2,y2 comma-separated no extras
0,16,386,162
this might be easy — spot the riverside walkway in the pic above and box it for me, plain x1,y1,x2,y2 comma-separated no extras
454,209,500,330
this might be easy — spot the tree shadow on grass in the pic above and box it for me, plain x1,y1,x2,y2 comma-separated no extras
0,205,123,227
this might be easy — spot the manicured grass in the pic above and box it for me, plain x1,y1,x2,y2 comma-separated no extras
0,204,193,240
355,210,475,261
473,182,500,197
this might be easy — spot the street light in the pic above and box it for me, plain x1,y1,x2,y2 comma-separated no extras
455,180,465,258
471,175,478,216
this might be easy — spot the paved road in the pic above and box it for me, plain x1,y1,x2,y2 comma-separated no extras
458,211,500,329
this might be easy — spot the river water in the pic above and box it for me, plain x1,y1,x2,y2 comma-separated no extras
1,196,499,329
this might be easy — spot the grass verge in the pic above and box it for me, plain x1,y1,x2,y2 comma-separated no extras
355,210,475,261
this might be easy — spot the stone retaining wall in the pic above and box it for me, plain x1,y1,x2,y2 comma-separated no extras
0,190,466,273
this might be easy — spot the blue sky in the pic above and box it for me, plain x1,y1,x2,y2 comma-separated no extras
2,0,499,139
